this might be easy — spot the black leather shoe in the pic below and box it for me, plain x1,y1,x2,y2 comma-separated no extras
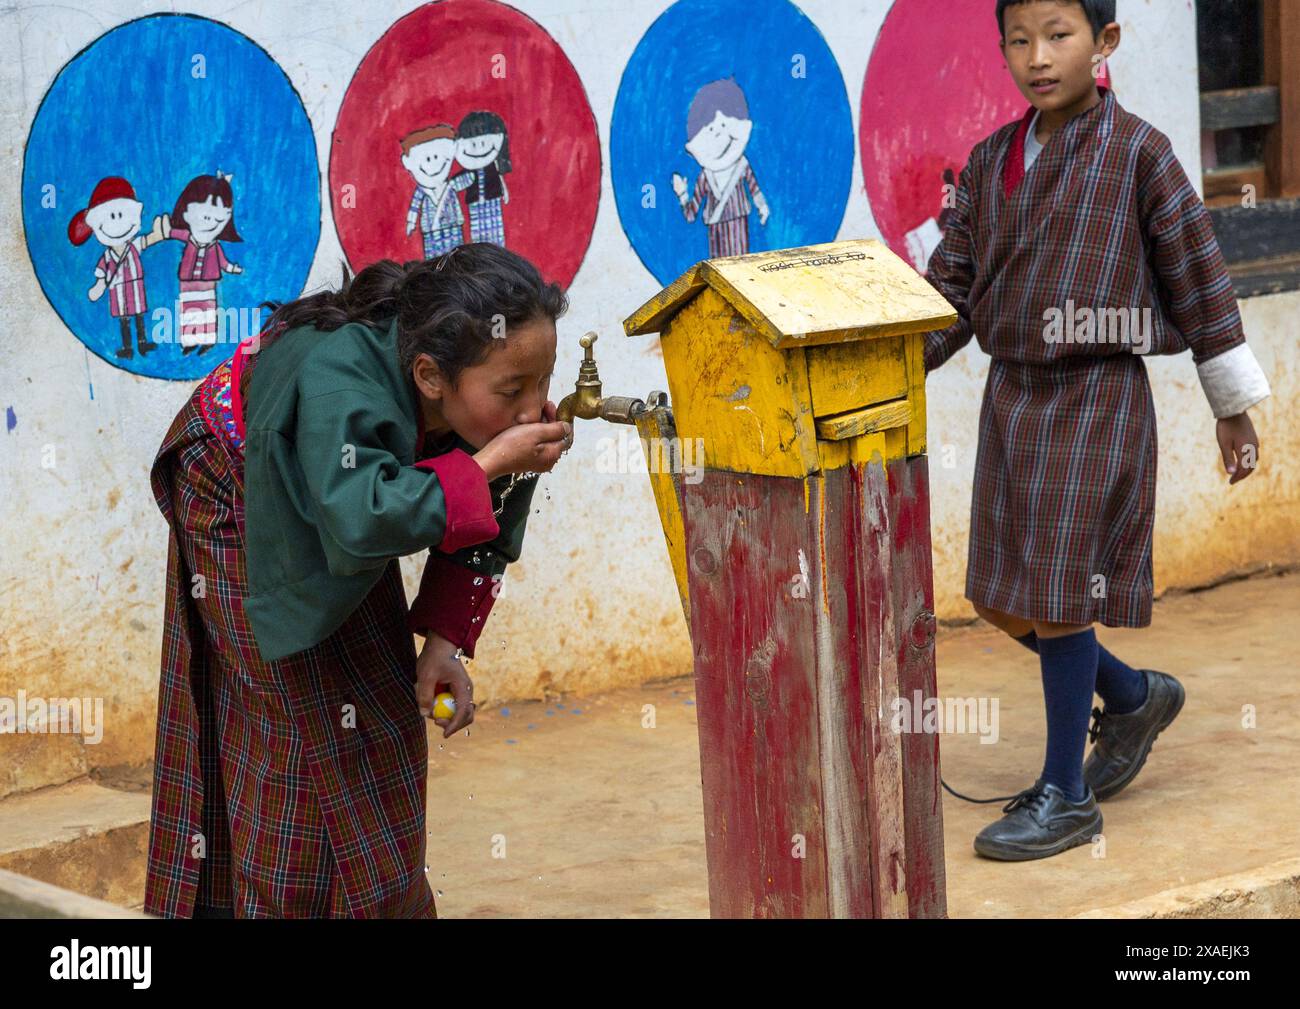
1084,669,1185,801
973,780,1102,861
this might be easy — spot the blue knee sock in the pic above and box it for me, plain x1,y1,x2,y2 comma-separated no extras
1034,629,1099,803
1015,630,1148,714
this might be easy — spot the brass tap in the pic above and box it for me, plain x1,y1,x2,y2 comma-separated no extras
556,332,645,427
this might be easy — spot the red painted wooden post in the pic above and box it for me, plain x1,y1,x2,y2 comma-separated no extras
622,239,955,919
684,455,946,918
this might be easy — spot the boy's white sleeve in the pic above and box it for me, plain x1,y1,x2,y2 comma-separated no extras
1196,342,1271,418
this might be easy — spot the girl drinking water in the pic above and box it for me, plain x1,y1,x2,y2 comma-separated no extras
146,242,572,918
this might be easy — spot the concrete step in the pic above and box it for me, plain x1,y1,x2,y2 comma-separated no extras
0,777,150,910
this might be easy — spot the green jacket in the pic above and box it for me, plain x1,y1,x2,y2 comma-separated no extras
241,316,537,661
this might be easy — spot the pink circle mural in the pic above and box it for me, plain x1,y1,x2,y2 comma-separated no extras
859,0,1026,273
330,0,600,288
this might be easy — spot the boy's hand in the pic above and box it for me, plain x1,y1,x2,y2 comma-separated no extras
416,632,476,738
1216,412,1259,485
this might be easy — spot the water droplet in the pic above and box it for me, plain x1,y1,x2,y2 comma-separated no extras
436,889,444,897
472,576,484,585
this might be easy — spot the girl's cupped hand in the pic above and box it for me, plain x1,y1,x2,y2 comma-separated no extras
473,400,572,480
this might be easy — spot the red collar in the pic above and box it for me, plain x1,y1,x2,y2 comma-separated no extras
1003,87,1110,197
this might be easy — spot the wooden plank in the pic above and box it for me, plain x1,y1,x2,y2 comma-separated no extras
884,455,947,918
811,468,876,917
805,335,909,417
1208,197,1300,262
1262,0,1300,196
850,460,910,917
1200,86,1280,131
623,262,707,336
815,399,912,441
685,470,833,917
1225,253,1300,298
700,239,957,348
1204,163,1268,205
659,287,821,478
633,397,690,634
904,331,928,457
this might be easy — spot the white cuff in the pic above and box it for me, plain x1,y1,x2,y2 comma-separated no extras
1196,342,1271,418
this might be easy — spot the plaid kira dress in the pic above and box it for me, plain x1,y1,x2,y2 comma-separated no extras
146,345,437,919
924,89,1250,628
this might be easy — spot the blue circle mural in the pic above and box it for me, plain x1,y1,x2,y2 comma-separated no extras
22,13,319,380
611,0,854,287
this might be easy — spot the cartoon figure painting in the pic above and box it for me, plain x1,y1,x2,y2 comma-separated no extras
402,124,474,258
456,111,511,247
671,77,771,258
161,172,245,355
903,167,958,273
68,176,167,359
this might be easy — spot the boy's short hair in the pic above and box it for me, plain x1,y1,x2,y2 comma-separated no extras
686,77,749,141
996,0,1116,37
400,124,455,156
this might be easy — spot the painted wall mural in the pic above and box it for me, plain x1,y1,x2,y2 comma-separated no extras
611,0,854,287
330,0,600,289
861,0,1035,274
16,0,1089,384
21,13,320,380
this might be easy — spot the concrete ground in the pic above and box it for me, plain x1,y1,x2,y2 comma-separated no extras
417,567,1300,918
2,568,1296,917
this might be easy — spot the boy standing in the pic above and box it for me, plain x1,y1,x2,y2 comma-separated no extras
924,0,1271,859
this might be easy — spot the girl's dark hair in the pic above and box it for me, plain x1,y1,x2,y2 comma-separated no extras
171,174,242,242
996,0,1116,37
457,110,512,173
249,243,566,398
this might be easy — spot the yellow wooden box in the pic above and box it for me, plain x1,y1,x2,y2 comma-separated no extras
623,239,958,478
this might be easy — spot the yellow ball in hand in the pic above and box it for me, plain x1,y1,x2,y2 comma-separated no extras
433,692,457,720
